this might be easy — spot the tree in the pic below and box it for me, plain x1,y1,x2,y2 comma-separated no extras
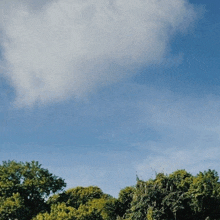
76,203,104,220
0,160,66,220
40,186,119,220
47,186,104,209
126,169,220,220
87,197,119,220
33,203,77,220
0,192,25,220
163,170,193,220
117,186,134,218
127,170,194,220
186,169,220,220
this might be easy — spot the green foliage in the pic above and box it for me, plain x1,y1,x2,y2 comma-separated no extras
127,169,220,220
117,186,134,218
1,160,220,220
48,186,104,209
128,178,166,220
33,203,77,220
35,202,104,220
0,192,25,219
76,204,103,220
90,197,120,220
0,160,66,220
35,195,113,220
42,186,117,220
65,186,104,209
186,169,220,219
146,206,156,220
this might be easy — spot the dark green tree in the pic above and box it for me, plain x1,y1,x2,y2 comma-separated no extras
127,170,194,220
0,160,66,220
117,186,134,218
126,169,220,220
163,170,193,220
186,169,220,220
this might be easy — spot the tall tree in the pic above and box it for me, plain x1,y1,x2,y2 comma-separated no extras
0,160,66,220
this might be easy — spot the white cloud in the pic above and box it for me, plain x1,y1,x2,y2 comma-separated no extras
0,0,196,106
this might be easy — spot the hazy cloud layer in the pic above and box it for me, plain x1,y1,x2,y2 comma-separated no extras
80,83,220,180
0,0,196,106
137,145,220,180
134,89,220,179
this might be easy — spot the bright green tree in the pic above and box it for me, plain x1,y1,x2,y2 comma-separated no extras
41,186,118,220
87,197,119,220
0,160,66,220
48,186,104,209
76,203,104,220
36,199,112,220
0,192,25,219
33,203,77,220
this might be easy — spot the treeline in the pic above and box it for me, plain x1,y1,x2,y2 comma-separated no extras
0,161,220,220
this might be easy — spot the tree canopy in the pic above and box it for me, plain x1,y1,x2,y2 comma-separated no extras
1,160,220,220
127,169,220,220
0,160,66,220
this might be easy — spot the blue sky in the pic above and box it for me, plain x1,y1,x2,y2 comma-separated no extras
0,0,220,197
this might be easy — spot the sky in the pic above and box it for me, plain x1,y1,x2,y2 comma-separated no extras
0,0,220,197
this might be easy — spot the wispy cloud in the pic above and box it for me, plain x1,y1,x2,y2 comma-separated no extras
134,88,220,179
0,0,196,106
136,143,220,180
76,83,220,180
